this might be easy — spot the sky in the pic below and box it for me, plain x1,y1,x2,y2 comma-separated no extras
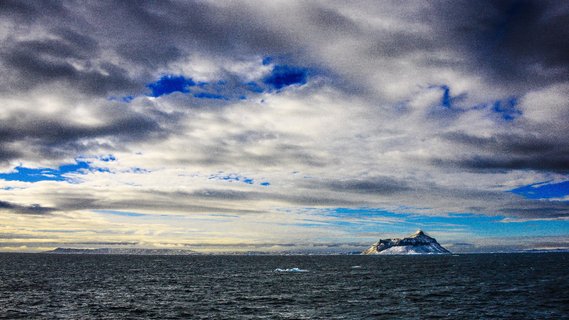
0,0,568,253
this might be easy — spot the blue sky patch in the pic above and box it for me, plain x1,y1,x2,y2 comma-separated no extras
137,62,312,102
0,161,91,183
193,92,228,100
197,81,210,88
208,173,270,186
263,65,308,90
441,85,451,108
107,95,134,103
262,56,273,65
511,180,569,199
209,173,249,184
427,86,521,121
428,85,466,109
245,81,264,93
99,154,116,162
122,95,134,103
147,75,196,97
492,97,521,121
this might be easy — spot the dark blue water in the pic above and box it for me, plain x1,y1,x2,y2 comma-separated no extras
1,253,568,319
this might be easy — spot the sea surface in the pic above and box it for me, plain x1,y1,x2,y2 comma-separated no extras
0,253,568,319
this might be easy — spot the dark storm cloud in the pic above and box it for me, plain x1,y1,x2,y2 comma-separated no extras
0,1,282,95
442,132,561,154
500,206,569,218
0,1,67,22
0,1,372,97
435,156,569,173
307,6,361,35
426,0,569,88
96,0,284,62
0,200,55,215
436,131,569,172
324,177,412,195
2,1,568,95
2,44,138,95
0,112,164,163
0,114,160,144
0,145,21,163
311,176,500,202
0,2,141,95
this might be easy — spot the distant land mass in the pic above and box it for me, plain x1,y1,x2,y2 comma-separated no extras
363,230,451,255
45,248,199,255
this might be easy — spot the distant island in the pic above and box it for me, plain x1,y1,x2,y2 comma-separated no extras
44,232,452,255
362,230,451,255
45,248,199,255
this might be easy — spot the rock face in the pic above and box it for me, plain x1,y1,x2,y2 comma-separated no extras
362,230,451,255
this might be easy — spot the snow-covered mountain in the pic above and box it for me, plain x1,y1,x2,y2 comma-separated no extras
362,230,451,255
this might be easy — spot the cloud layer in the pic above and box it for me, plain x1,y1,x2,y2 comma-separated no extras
0,0,568,252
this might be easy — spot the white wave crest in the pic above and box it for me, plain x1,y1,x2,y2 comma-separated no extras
274,267,309,273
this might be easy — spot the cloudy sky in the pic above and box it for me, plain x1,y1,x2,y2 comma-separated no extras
0,0,568,253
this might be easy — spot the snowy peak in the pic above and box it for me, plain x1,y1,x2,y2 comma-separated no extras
362,230,451,255
413,229,425,236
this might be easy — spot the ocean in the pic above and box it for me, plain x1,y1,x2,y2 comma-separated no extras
1,253,568,319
